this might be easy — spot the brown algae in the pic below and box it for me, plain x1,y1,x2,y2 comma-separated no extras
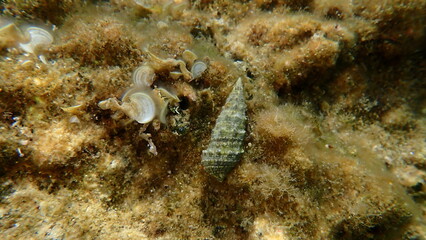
0,0,425,239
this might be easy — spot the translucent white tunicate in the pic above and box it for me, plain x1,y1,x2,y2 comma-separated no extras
132,65,155,88
191,61,207,79
158,100,169,124
20,27,53,54
127,92,156,124
157,87,180,103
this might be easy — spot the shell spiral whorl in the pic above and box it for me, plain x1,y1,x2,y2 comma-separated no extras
201,78,247,182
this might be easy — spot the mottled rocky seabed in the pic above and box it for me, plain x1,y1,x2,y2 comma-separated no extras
0,0,425,239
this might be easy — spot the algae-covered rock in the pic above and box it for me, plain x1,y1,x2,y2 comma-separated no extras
0,0,425,239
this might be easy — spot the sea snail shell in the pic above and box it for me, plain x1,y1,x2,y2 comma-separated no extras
201,78,247,182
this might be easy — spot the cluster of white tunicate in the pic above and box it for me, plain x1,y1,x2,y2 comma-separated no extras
98,65,179,125
0,20,53,64
99,49,207,126
182,49,208,79
191,61,208,79
98,49,207,155
146,49,208,81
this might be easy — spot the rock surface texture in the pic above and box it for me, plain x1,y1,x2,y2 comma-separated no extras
0,0,425,239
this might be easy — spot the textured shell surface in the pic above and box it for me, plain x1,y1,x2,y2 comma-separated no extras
201,78,247,182
19,27,53,54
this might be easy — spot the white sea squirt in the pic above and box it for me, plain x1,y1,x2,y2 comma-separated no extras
123,92,156,124
132,65,155,88
191,61,207,79
19,26,53,64
182,49,198,66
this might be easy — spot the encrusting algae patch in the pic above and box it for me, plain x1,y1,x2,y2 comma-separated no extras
0,0,425,239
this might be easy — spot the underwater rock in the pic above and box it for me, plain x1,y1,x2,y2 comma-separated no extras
0,22,25,50
1,1,425,239
99,65,180,125
98,87,168,124
201,78,247,182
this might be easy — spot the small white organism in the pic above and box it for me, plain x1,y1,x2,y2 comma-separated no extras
123,92,157,124
191,61,207,79
98,89,159,124
182,49,207,78
20,26,53,64
98,65,181,156
132,65,155,88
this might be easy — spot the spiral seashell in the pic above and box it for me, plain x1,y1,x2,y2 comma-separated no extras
132,65,155,88
125,92,156,124
19,27,53,55
201,78,247,182
191,61,207,79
